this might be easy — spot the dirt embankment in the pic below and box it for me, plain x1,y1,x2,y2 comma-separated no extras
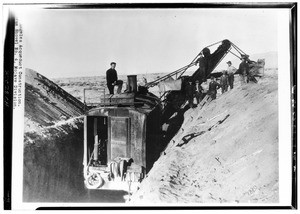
23,118,85,202
131,73,278,203
23,69,86,202
24,68,85,132
23,69,126,202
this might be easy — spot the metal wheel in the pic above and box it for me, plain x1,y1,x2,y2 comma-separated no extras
85,172,104,189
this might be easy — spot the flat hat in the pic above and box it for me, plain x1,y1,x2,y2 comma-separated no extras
241,54,249,59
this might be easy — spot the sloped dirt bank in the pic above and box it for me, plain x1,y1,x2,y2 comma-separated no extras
23,69,126,202
24,68,85,132
23,117,85,202
23,68,87,202
131,74,278,204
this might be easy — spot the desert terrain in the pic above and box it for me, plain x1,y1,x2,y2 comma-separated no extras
23,62,278,203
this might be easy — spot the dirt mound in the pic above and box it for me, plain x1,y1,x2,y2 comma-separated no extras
131,73,278,203
24,68,85,132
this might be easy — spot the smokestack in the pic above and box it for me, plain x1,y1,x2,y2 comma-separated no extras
127,75,137,93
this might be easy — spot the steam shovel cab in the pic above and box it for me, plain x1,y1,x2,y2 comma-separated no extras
83,75,162,191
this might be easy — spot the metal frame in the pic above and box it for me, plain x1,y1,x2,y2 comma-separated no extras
83,87,106,108
144,40,249,88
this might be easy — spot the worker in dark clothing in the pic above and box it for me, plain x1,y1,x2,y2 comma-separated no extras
195,54,207,83
220,71,229,94
195,48,211,82
195,80,204,104
238,55,250,84
208,76,220,100
185,81,196,108
106,62,123,94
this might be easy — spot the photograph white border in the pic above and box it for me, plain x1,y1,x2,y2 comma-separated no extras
1,1,296,211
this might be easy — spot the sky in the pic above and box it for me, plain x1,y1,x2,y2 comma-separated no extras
13,7,280,78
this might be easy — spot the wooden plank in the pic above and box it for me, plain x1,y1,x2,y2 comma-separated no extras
129,111,146,168
142,115,147,168
126,117,131,159
107,117,111,162
86,102,144,107
94,135,98,161
199,95,209,107
83,116,87,178
93,117,97,137
110,117,130,159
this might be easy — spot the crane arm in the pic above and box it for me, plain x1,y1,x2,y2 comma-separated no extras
190,39,232,83
145,39,247,88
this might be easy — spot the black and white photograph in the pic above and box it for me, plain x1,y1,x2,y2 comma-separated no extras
2,2,296,210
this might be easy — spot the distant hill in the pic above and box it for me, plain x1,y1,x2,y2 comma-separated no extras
25,68,85,132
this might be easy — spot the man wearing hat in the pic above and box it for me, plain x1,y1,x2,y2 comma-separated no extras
195,80,204,105
195,52,208,83
185,80,196,108
207,76,220,100
106,62,123,94
238,55,250,84
220,71,229,94
226,61,237,89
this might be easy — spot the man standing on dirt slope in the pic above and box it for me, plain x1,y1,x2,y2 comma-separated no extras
195,48,212,83
220,71,229,94
195,80,204,105
226,61,236,89
185,80,196,108
208,76,220,100
238,55,250,84
106,62,123,94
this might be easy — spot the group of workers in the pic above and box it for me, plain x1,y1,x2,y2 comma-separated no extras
185,54,251,108
105,54,252,107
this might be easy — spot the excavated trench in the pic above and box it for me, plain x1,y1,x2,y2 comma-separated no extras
23,68,130,203
23,118,127,202
23,109,187,203
23,68,191,203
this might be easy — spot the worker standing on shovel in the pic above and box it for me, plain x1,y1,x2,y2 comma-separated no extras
106,62,123,95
